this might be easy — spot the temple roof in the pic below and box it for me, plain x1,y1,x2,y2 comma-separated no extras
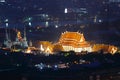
58,31,90,48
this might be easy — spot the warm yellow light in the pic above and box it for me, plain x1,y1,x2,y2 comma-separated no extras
17,31,22,40
26,49,31,53
45,47,52,53
110,47,118,54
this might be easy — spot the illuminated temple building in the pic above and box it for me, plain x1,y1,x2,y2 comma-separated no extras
38,31,118,54
58,31,92,52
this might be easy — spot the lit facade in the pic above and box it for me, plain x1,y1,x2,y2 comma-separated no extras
58,31,92,52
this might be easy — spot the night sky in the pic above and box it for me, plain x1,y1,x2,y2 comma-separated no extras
0,0,120,22
0,0,120,46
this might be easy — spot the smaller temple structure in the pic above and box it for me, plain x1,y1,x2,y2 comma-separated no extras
92,44,118,54
39,41,53,54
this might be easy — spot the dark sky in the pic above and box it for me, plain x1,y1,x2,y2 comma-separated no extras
0,0,120,25
0,0,120,45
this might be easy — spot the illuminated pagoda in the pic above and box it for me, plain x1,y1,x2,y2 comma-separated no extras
58,31,92,52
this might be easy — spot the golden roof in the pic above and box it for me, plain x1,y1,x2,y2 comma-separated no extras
58,31,90,48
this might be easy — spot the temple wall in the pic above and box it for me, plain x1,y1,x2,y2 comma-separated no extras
63,46,92,52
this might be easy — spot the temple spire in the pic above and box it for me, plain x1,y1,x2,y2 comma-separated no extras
24,27,26,40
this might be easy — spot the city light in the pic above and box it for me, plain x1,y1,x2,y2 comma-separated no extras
55,25,58,28
45,21,48,27
26,49,31,53
54,65,58,68
6,23,8,27
28,17,32,21
64,8,68,13
28,22,32,26
0,0,5,2
5,19,8,22
98,20,102,23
